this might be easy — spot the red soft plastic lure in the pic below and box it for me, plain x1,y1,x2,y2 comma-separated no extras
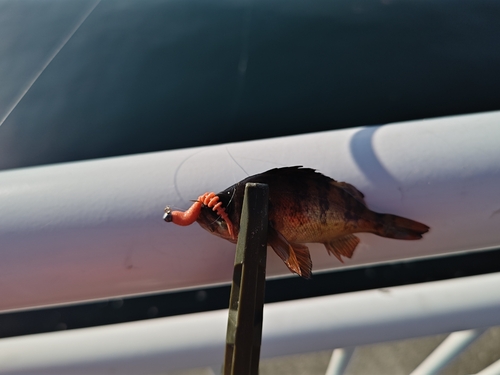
164,192,235,240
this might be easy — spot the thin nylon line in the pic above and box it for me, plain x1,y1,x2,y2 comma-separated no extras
0,0,101,128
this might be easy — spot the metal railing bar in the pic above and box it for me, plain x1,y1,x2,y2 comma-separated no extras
1,111,499,312
325,347,355,375
2,272,500,373
474,357,500,375
410,329,487,375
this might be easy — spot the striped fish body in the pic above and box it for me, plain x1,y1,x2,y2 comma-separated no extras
196,167,429,278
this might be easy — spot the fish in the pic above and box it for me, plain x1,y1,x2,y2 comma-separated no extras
163,166,429,278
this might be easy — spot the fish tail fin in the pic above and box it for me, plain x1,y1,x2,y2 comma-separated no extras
375,213,429,240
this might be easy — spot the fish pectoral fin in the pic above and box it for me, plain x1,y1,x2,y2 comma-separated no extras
286,243,312,279
268,227,312,279
324,234,360,262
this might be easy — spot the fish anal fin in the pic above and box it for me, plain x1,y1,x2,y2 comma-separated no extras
324,234,360,262
268,226,312,279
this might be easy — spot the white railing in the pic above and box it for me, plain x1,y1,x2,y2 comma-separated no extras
0,111,500,373
0,272,499,374
0,111,499,312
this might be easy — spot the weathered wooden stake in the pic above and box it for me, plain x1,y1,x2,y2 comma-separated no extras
223,183,269,375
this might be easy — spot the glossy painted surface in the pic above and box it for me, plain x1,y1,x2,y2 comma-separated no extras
0,111,499,311
1,272,499,373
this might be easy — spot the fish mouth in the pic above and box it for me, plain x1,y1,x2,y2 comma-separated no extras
197,208,223,228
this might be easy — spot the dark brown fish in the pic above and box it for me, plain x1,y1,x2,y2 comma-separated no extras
164,166,429,278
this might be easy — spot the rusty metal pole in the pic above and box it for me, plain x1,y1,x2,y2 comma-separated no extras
223,183,269,375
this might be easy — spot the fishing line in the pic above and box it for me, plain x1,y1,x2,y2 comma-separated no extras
0,0,101,128
173,148,205,202
225,146,249,177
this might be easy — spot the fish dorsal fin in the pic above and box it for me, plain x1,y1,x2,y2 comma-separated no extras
324,234,360,262
268,226,312,279
331,181,366,205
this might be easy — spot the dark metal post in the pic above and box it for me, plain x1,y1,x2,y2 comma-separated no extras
223,183,269,375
